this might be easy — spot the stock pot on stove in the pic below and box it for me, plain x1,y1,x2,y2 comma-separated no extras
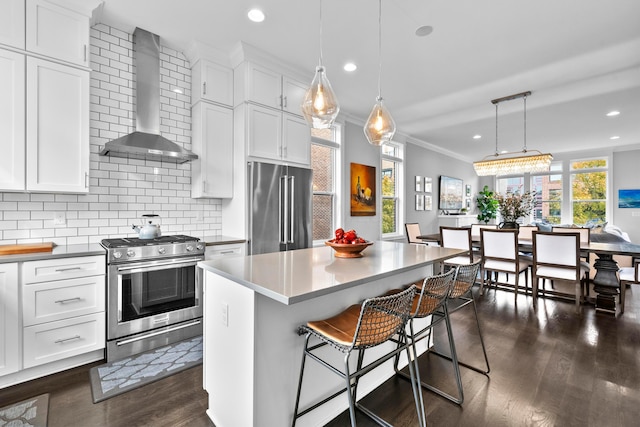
132,214,162,239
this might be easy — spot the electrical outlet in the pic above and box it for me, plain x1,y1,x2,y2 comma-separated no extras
53,212,66,226
632,211,640,217
221,303,229,327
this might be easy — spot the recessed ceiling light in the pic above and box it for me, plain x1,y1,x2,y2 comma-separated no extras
343,62,357,72
415,25,433,37
610,136,620,140
473,135,482,140
247,8,265,23
606,110,620,117
500,150,508,154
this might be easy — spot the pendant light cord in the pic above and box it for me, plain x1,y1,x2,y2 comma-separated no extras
377,0,382,99
318,0,324,67
523,94,527,152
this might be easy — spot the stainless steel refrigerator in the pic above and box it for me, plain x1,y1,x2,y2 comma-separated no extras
248,161,313,255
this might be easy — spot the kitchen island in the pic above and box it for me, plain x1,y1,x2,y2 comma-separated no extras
198,241,464,427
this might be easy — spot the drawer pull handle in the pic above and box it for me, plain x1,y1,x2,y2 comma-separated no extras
55,267,83,272
220,250,235,255
55,335,81,344
55,297,82,304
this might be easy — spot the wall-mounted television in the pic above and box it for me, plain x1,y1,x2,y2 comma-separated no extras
438,175,464,210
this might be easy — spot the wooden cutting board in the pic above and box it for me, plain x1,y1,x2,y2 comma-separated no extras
0,242,55,256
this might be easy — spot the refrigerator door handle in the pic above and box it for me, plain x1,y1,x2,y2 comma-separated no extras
279,175,287,245
288,175,295,244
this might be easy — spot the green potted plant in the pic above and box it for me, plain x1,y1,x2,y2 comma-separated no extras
476,185,499,224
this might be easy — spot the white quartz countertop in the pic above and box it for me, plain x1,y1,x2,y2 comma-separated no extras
198,240,464,305
0,243,105,264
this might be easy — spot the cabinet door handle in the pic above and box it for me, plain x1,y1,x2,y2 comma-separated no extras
55,266,83,272
84,45,87,62
283,96,288,108
279,95,283,108
203,82,207,95
85,172,89,188
55,297,82,304
55,335,81,344
203,180,207,193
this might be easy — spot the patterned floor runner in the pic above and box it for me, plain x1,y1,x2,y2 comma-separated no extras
89,336,202,403
0,393,49,427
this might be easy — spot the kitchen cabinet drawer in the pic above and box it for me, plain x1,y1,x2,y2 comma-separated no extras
22,275,105,326
205,243,245,260
23,312,105,368
23,255,105,284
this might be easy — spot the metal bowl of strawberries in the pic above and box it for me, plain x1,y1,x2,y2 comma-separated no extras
325,228,373,258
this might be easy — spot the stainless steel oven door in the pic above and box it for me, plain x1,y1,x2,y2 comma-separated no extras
107,256,203,340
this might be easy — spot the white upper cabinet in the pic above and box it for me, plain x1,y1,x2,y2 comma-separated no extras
26,57,89,193
0,0,26,49
192,102,234,198
0,49,26,191
237,62,308,117
26,0,90,67
192,59,234,107
246,103,310,166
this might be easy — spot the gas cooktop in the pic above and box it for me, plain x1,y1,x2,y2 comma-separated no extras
101,235,199,248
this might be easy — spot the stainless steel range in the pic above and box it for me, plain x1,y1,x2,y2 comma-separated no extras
101,235,205,361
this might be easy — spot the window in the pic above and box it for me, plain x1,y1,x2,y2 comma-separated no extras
571,158,607,225
381,142,403,236
311,126,341,242
530,163,563,224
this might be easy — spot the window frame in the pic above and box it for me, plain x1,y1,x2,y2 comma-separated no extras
380,141,404,239
310,124,342,245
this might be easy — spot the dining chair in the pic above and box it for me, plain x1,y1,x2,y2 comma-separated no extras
532,231,589,310
618,258,640,314
551,226,591,295
479,228,531,297
406,223,427,245
440,226,478,271
470,224,497,241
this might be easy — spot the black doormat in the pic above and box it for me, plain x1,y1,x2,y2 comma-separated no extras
89,336,202,403
0,393,49,427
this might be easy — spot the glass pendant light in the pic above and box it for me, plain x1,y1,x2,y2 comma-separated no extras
302,0,339,129
364,0,396,146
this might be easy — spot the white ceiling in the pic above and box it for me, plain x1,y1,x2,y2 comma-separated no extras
95,0,640,162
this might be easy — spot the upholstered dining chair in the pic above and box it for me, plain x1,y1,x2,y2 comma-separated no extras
406,223,426,245
532,231,589,311
440,226,478,271
470,224,497,241
479,228,531,297
618,258,640,314
551,226,591,295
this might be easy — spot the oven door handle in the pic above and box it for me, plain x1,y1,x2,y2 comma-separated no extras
115,257,203,274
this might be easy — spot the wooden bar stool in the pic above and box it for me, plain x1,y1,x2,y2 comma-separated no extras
292,286,425,427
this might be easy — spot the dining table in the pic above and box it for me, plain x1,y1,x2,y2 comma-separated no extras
417,233,640,316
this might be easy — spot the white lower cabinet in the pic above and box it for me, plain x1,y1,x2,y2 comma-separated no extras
0,255,106,386
0,263,20,377
204,243,245,260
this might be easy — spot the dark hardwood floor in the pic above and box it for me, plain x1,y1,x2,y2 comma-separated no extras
2,282,639,426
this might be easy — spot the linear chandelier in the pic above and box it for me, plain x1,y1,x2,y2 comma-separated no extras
473,91,553,176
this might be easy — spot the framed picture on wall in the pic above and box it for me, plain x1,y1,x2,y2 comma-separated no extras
465,184,472,197
350,163,376,216
424,177,432,193
618,189,640,208
415,176,422,192
425,195,432,211
416,194,424,211
466,198,471,209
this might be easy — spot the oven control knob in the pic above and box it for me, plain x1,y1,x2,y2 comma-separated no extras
126,250,135,258
186,245,194,252
113,251,122,259
158,247,166,255
196,244,204,251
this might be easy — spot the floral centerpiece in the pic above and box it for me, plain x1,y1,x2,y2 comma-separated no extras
495,190,536,228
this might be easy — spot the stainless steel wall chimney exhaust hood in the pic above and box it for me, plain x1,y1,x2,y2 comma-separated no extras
99,28,197,164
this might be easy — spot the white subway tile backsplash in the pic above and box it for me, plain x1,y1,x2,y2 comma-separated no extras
0,24,223,245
